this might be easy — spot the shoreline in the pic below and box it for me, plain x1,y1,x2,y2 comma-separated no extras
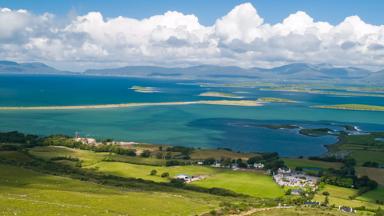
0,100,263,111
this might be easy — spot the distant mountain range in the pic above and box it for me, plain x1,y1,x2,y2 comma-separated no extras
1,60,383,84
0,60,72,75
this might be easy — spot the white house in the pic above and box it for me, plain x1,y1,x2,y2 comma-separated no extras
253,163,264,169
175,174,191,182
277,167,291,174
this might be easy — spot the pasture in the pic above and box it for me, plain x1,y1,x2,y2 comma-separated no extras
90,161,284,198
0,164,221,216
314,185,382,209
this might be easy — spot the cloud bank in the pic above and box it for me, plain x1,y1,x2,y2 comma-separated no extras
0,3,383,70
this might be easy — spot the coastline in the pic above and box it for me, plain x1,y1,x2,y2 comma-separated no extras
0,100,263,111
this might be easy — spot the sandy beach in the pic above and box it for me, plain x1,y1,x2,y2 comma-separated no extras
0,100,263,111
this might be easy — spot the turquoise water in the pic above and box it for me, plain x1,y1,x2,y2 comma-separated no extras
1,75,384,156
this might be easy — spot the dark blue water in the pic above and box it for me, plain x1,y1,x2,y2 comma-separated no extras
1,75,384,156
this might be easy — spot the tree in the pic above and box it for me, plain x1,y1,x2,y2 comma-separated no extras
161,172,169,178
140,150,151,158
322,191,330,196
150,169,157,176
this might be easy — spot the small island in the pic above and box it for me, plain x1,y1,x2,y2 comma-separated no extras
313,104,384,112
257,97,297,103
198,91,243,99
130,85,159,93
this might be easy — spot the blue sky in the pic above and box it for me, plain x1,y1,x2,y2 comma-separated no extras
2,0,384,25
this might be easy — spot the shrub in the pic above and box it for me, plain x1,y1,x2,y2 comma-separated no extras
150,169,157,176
161,172,169,178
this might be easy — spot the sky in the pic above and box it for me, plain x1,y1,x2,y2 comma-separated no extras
0,0,384,71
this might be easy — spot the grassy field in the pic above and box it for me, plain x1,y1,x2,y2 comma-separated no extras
356,187,384,203
314,185,382,209
191,170,284,198
0,150,34,162
283,158,342,169
190,149,256,160
327,132,384,165
250,207,352,216
356,167,384,186
0,164,221,216
89,161,283,198
29,146,109,166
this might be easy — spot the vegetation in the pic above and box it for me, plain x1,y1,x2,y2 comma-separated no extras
0,131,382,214
257,97,297,103
314,104,384,112
199,91,243,98
283,158,342,170
0,164,221,215
130,85,158,93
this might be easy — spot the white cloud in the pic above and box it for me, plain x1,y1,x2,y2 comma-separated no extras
0,3,383,70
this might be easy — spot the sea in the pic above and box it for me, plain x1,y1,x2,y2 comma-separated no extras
1,74,383,156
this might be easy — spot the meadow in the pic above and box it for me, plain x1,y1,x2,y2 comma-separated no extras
0,164,221,216
314,185,382,209
29,146,283,198
283,158,342,170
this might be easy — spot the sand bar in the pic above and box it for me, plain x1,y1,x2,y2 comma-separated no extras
0,100,263,111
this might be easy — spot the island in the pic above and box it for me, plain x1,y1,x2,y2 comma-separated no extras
198,91,243,99
130,85,159,93
0,100,263,110
313,104,384,112
257,97,297,103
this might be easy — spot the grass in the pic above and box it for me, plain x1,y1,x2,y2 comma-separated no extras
190,149,256,160
198,91,243,98
314,185,382,209
356,167,384,186
88,161,283,198
256,97,297,103
356,187,384,203
250,207,351,216
328,132,384,165
0,150,34,162
29,146,109,166
0,164,220,216
314,104,384,112
192,170,284,198
283,158,342,169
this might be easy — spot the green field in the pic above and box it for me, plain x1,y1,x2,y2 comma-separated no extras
314,185,382,209
283,158,342,169
356,187,384,203
88,161,283,198
250,207,351,216
356,167,384,186
29,146,108,166
0,164,220,216
192,171,284,198
190,149,256,160
28,146,283,198
327,132,384,165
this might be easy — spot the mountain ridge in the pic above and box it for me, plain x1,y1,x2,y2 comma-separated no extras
1,60,383,84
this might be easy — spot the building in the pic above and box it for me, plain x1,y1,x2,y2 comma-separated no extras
291,189,302,196
277,167,291,174
175,174,191,182
339,206,355,213
253,163,264,169
74,137,97,145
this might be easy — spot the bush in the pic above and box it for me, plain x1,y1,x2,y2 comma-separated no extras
140,150,151,158
150,169,157,176
161,172,169,178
